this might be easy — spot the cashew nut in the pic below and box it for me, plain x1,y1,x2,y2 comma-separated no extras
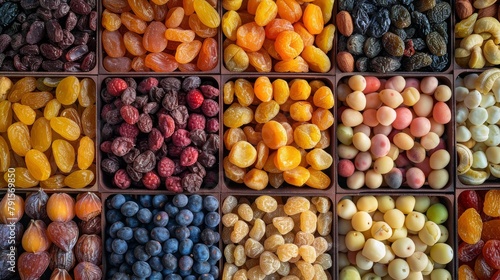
469,45,487,68
455,13,478,38
473,0,497,9
473,17,500,44
460,34,485,50
475,68,500,94
488,163,500,178
457,143,474,175
458,168,490,184
482,39,500,64
455,47,472,58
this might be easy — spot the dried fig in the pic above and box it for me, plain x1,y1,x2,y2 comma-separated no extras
75,234,102,265
50,268,72,280
74,261,102,280
0,249,17,279
22,220,50,253
79,215,101,235
47,193,75,222
75,192,102,221
18,251,50,280
0,194,24,224
25,189,49,220
47,220,79,252
49,245,76,271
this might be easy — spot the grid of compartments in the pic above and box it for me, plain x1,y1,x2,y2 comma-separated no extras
0,0,499,279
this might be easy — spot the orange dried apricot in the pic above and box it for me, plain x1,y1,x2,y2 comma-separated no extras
313,86,334,109
302,4,324,35
289,79,311,100
274,31,304,61
236,22,266,52
283,166,310,186
289,101,313,122
243,168,269,190
254,76,273,102
311,108,334,130
255,0,278,27
458,208,483,244
275,146,301,171
262,121,288,149
229,141,258,168
293,123,321,149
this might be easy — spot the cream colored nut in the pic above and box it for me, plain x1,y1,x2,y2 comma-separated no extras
479,32,493,40
418,221,441,246
483,39,500,64
474,0,498,9
485,124,500,146
362,239,386,262
455,86,470,102
473,17,500,44
469,107,488,125
460,34,484,50
464,89,482,109
472,150,488,168
457,126,472,142
479,92,495,107
486,146,500,163
492,78,500,100
473,142,488,152
465,73,480,89
455,13,478,38
487,106,500,124
471,124,490,142
455,47,472,58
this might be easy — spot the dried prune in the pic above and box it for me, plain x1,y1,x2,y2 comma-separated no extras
111,137,135,157
352,6,371,35
126,165,142,182
430,54,448,71
202,134,220,155
143,102,160,114
160,77,181,93
162,91,178,111
190,129,207,147
171,105,189,128
0,2,19,27
0,34,12,53
133,150,156,173
364,37,382,58
102,158,120,173
40,0,61,10
36,7,53,21
340,0,356,12
367,9,391,38
21,0,40,10
347,34,366,55
370,56,401,73
20,45,39,56
182,77,201,92
41,60,64,71
382,32,405,56
425,31,446,56
58,30,76,50
66,11,78,31
70,0,92,15
403,52,432,71
11,33,26,51
149,87,165,103
411,11,431,36
23,55,42,71
53,3,70,19
356,57,369,71
390,5,411,29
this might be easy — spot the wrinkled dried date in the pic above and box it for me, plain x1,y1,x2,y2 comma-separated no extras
0,0,96,71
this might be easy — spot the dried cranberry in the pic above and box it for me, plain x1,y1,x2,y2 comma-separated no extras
206,118,219,133
157,157,175,178
201,99,219,117
200,85,220,99
138,77,159,94
118,123,139,139
100,141,112,153
165,176,182,193
158,114,175,138
137,113,153,133
187,113,206,131
186,89,204,110
180,147,199,167
148,128,164,152
172,129,191,147
120,105,139,125
107,78,128,97
142,171,160,190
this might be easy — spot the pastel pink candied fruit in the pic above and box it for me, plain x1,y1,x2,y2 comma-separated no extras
392,107,413,130
432,102,452,124
406,167,425,189
338,159,355,177
410,117,431,137
370,134,390,158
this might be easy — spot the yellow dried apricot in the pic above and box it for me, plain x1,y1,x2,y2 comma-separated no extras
25,149,51,181
64,170,94,189
55,76,80,105
77,136,94,170
7,122,31,157
275,145,301,171
52,139,76,173
229,141,257,168
262,121,288,149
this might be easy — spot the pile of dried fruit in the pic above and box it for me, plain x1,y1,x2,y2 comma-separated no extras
222,0,334,73
0,190,103,279
0,0,97,71
221,195,333,280
0,76,97,190
105,194,221,279
336,0,451,72
458,190,500,279
223,77,333,190
99,76,219,192
101,0,219,72
337,75,452,190
338,195,453,279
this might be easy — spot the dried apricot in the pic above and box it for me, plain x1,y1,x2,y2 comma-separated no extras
458,208,483,244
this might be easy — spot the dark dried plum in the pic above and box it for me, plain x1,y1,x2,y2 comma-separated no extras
382,32,404,56
403,52,432,71
430,54,449,71
53,3,70,18
411,11,431,36
26,21,45,45
352,5,371,35
40,0,61,10
0,34,12,53
40,43,63,60
0,2,19,27
425,31,446,56
347,34,366,55
367,8,391,38
339,0,356,12
21,0,40,10
160,77,181,93
427,2,451,23
370,56,401,73
390,5,411,29
364,37,382,58
46,19,63,43
356,57,370,71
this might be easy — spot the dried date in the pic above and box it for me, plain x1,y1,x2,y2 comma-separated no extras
70,0,92,15
40,43,63,60
26,21,45,45
46,19,63,43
